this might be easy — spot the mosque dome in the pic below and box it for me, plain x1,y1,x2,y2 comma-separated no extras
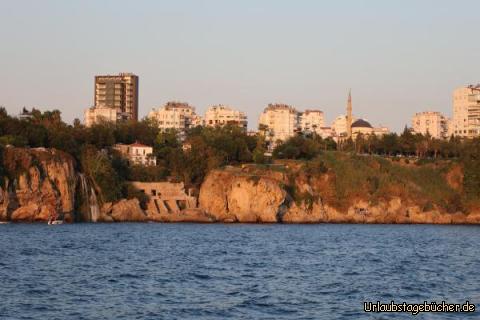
351,119,373,128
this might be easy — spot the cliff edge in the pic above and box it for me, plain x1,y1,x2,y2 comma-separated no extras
0,146,76,222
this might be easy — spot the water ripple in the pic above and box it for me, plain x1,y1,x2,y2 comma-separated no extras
0,224,479,319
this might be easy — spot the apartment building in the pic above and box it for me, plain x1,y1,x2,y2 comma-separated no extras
114,142,156,166
300,110,325,136
452,85,480,138
412,111,449,139
148,102,203,134
84,106,123,127
204,105,247,130
258,104,301,143
94,73,139,120
84,73,139,126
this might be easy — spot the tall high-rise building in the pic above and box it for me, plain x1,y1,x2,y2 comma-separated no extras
452,85,480,138
94,73,139,121
412,111,449,139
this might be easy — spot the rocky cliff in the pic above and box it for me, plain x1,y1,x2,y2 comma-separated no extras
0,147,76,222
198,170,287,222
198,164,480,224
2,147,479,224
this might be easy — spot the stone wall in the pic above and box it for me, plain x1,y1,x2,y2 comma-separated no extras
131,181,197,215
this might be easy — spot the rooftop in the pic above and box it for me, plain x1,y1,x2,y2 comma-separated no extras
303,109,324,114
265,104,298,113
351,119,373,128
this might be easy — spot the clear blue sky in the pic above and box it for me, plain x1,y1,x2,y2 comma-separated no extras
1,0,479,132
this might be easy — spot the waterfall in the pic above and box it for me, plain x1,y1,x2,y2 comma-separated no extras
89,186,99,222
78,173,100,222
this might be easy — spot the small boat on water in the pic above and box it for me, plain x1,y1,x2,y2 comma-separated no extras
48,213,64,225
48,220,63,225
0,221,10,224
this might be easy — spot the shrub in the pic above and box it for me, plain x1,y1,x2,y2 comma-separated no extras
80,146,123,203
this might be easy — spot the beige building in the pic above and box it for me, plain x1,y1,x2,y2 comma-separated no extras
300,110,325,136
373,126,390,136
258,104,301,143
317,127,333,139
148,102,203,134
94,73,139,120
84,106,122,127
452,85,480,138
334,116,388,141
204,105,247,130
412,111,449,139
114,142,156,166
332,114,357,138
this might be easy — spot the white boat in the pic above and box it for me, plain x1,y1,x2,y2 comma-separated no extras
0,221,10,224
48,220,63,225
48,213,64,225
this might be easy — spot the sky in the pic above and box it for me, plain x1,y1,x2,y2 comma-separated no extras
0,0,479,132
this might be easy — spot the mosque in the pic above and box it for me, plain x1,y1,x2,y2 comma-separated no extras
336,90,388,141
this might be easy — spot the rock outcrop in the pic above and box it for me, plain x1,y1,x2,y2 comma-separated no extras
0,147,76,222
199,170,287,222
99,198,148,222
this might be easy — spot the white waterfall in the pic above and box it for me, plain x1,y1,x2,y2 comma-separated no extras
89,186,99,222
78,173,100,222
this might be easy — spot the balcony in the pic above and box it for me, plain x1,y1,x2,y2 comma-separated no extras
468,94,480,103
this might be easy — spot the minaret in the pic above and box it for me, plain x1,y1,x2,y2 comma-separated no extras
346,89,352,139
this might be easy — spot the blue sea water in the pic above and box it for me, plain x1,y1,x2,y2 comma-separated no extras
0,223,478,319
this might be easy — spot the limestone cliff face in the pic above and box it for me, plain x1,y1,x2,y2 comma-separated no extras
0,147,76,222
199,170,287,222
198,168,480,224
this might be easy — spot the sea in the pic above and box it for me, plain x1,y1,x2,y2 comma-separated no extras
0,223,478,319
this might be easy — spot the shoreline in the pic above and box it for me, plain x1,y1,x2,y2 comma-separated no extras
2,220,480,225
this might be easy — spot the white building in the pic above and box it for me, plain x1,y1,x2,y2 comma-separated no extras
331,114,356,138
452,85,480,138
114,142,156,166
412,111,449,139
373,126,390,137
258,104,301,143
148,102,202,134
204,105,247,130
300,110,325,136
84,106,126,127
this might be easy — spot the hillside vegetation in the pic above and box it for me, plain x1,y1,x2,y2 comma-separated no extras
0,107,479,214
286,152,467,213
